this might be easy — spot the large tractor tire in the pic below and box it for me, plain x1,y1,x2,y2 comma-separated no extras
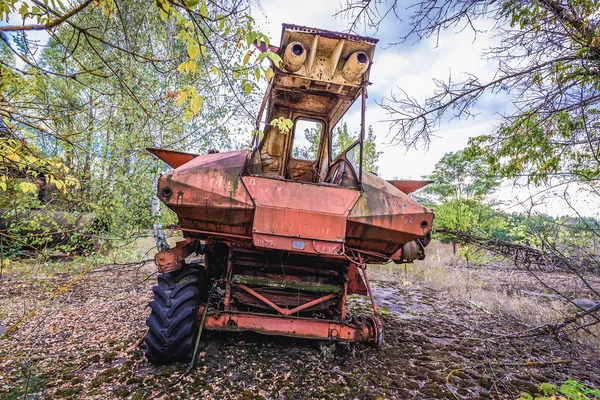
145,265,203,365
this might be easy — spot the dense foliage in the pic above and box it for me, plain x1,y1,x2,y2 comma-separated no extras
0,0,279,254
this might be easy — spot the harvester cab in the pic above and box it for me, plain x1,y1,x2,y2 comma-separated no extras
244,24,377,188
145,24,434,365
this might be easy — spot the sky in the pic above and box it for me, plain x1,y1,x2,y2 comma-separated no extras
2,0,597,217
252,0,500,179
252,0,598,218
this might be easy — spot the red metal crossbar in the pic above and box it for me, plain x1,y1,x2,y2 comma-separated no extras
235,283,336,316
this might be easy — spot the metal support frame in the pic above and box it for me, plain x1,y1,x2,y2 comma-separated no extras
154,239,196,273
339,268,348,320
358,84,366,185
236,283,336,316
357,253,383,347
202,312,375,342
224,250,233,311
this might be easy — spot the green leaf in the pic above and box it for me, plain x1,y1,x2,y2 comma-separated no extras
187,41,200,59
266,51,283,67
19,3,29,18
243,82,253,95
200,45,207,58
539,382,556,395
199,0,208,17
190,95,203,114
184,0,200,8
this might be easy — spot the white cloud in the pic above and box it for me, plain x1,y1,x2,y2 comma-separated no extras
254,1,598,218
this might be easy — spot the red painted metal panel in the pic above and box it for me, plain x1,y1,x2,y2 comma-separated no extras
387,180,432,194
202,312,373,342
158,151,255,238
347,172,433,255
147,148,198,168
252,233,344,255
242,176,359,248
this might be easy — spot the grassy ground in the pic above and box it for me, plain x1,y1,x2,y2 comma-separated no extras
371,241,600,347
0,240,599,399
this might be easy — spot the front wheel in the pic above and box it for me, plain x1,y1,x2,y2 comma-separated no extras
145,265,203,365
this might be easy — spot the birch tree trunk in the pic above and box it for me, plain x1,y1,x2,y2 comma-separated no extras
152,129,169,252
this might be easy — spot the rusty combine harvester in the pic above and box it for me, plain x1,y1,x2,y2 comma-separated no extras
145,24,433,365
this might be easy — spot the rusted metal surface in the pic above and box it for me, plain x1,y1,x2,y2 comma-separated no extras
359,86,366,187
157,150,255,238
154,239,196,273
236,284,337,316
233,290,338,311
342,51,370,82
256,24,378,180
347,263,367,295
149,23,434,347
202,312,377,343
356,255,383,347
147,148,198,169
242,176,359,254
387,180,432,194
282,41,306,72
347,171,434,255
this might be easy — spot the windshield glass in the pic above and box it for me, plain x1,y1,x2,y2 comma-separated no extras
292,119,323,160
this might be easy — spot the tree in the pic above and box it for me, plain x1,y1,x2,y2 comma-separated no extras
0,0,279,254
293,122,382,173
339,0,600,338
424,150,504,249
424,150,501,203
339,0,600,184
333,123,382,173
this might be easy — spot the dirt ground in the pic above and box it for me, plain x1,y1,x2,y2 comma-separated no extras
1,257,599,399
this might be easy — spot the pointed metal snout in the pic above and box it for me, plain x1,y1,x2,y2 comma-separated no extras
283,41,306,72
342,51,370,82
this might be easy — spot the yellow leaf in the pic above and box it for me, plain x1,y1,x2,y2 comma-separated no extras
190,95,203,114
159,9,168,21
244,82,252,95
265,67,273,81
6,152,20,163
190,59,198,74
176,91,188,107
19,182,37,193
243,50,252,66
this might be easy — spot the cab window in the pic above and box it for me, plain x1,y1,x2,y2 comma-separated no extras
292,119,323,160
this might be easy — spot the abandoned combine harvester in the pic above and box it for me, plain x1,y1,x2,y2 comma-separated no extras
145,24,433,364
